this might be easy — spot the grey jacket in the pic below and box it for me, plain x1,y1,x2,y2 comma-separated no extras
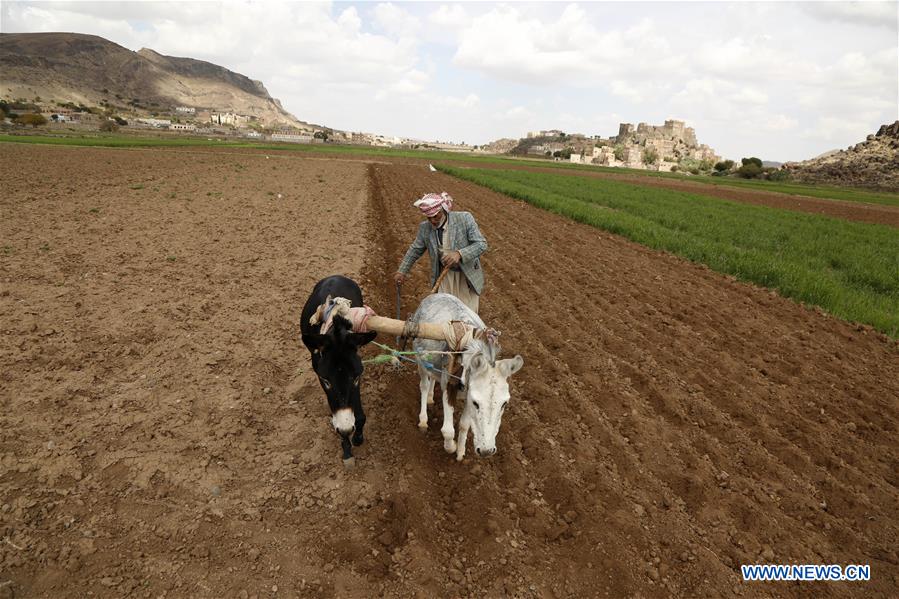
398,211,488,294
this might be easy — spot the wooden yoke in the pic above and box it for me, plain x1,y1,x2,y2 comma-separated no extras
365,315,447,341
317,298,481,350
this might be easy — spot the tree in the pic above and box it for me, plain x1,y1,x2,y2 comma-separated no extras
714,160,734,172
99,119,119,132
18,113,47,128
643,147,659,165
767,169,790,182
736,162,762,178
314,130,329,141
613,144,625,161
560,148,573,159
114,116,128,126
741,157,762,168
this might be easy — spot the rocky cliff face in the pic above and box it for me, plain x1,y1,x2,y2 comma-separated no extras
787,122,899,191
0,32,305,128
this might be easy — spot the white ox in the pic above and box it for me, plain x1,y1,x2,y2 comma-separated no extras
409,294,524,460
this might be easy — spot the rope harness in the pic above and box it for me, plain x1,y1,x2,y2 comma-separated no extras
363,341,465,382
313,296,500,387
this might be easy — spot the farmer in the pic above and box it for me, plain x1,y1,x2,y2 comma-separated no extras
394,192,488,314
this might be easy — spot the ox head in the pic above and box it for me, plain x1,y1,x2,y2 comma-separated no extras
461,343,524,457
302,315,376,436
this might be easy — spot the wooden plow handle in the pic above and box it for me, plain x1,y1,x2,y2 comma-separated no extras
430,264,452,294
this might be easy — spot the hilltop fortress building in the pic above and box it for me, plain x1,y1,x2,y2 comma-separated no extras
617,120,697,147
543,119,720,171
595,119,719,170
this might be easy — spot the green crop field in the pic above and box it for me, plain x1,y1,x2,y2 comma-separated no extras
439,166,899,338
525,162,899,207
660,175,899,208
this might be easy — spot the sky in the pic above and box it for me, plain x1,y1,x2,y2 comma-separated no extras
2,1,897,161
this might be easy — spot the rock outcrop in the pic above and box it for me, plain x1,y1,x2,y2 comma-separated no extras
786,121,899,191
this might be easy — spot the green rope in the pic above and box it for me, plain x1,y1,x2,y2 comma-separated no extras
372,341,418,355
363,353,400,365
362,342,465,382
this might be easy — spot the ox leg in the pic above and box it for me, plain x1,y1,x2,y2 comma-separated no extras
440,380,456,454
418,367,435,431
351,396,366,447
339,433,353,461
456,401,472,462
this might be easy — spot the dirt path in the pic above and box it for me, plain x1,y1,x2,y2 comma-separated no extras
1,145,897,599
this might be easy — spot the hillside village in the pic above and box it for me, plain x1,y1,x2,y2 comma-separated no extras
2,94,720,169
0,94,488,151
501,119,721,173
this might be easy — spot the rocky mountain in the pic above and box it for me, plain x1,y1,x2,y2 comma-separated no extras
0,32,306,128
786,122,899,191
482,138,523,154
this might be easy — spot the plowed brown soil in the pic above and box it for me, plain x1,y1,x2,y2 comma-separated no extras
1,144,897,599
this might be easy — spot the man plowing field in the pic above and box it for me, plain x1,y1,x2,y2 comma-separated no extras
393,192,488,314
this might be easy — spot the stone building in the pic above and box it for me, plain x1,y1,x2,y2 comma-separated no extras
209,112,249,126
613,119,719,165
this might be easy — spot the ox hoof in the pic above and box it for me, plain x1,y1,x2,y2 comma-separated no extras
418,421,428,432
456,453,464,462
342,456,356,469
427,398,435,406
352,433,364,447
444,439,457,454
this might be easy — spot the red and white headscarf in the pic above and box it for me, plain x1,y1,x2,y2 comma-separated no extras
413,192,453,217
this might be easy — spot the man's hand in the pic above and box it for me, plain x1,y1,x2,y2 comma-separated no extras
393,272,407,286
441,250,462,267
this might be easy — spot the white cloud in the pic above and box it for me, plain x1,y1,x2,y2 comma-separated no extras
761,114,798,132
428,4,469,30
453,5,587,83
799,1,897,29
801,115,884,144
1,4,152,47
372,3,421,40
731,88,769,105
505,106,530,119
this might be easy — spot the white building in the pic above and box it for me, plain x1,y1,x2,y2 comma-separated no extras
137,118,171,128
175,106,196,114
245,130,262,138
210,112,249,126
270,133,313,143
171,123,196,131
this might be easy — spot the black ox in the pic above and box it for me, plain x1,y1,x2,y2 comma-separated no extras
300,275,377,463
